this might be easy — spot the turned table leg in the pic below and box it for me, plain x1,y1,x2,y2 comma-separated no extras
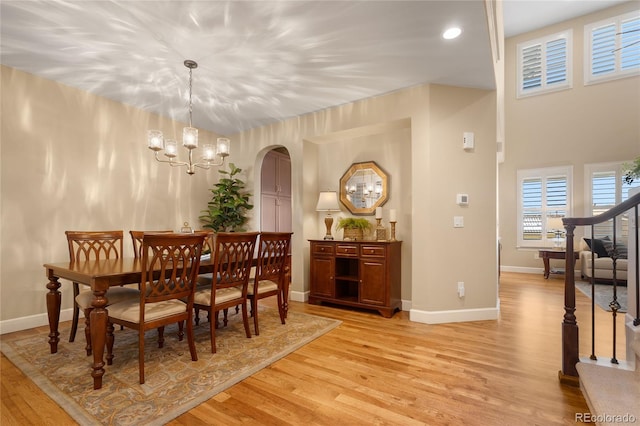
46,274,61,354
89,289,108,390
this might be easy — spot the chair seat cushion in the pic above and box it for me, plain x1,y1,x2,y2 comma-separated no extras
107,298,187,323
247,280,278,296
76,287,140,310
194,286,243,306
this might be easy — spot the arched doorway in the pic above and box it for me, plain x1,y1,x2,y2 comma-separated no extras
260,147,292,232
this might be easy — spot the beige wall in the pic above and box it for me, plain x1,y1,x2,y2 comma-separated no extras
0,65,219,324
1,68,497,328
232,83,497,323
500,2,640,273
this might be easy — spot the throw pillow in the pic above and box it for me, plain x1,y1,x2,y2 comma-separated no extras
583,237,611,258
602,239,628,260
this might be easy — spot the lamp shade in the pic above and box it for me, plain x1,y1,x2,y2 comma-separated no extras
547,216,564,231
316,191,340,211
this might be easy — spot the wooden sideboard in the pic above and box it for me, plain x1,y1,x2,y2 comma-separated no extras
308,240,401,318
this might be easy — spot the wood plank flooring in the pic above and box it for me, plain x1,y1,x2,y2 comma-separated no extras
1,272,627,425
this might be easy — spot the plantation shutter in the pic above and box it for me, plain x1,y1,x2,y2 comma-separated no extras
518,32,569,96
621,17,640,71
546,38,567,85
522,44,542,91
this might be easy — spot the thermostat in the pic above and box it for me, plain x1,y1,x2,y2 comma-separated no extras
457,193,469,206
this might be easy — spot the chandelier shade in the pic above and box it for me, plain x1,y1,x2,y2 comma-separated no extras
147,59,230,175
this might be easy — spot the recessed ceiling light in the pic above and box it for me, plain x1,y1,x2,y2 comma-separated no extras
442,27,462,40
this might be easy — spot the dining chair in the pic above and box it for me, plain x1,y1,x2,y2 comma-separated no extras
66,230,140,356
105,232,205,384
129,230,173,259
248,232,292,335
193,232,258,353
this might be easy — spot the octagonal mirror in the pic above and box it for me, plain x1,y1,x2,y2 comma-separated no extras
339,161,388,215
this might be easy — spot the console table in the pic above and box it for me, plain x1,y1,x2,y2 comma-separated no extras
538,249,579,279
309,240,401,317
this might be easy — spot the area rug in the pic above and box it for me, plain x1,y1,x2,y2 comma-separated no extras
575,281,627,313
1,308,340,426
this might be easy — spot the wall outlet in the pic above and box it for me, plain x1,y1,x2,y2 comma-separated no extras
457,281,465,298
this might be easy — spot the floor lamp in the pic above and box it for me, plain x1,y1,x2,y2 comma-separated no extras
316,191,341,240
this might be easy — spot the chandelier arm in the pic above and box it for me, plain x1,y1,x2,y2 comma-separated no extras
153,151,189,167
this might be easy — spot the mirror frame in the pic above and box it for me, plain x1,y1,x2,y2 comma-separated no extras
339,161,389,215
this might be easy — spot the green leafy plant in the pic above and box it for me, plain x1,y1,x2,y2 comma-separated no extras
336,217,372,231
199,163,254,232
623,156,640,184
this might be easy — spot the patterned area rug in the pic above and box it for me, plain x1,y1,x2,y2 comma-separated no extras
575,281,627,313
1,308,340,425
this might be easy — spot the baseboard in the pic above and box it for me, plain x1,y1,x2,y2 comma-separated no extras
290,290,308,303
409,306,499,324
0,308,74,335
501,266,580,277
501,265,542,274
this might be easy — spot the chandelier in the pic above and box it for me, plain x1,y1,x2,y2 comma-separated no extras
147,59,229,175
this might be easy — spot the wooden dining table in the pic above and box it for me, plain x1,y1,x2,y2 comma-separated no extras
44,256,290,390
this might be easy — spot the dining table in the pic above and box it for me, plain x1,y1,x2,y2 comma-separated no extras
44,255,290,390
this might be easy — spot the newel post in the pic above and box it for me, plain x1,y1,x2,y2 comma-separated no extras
559,222,579,383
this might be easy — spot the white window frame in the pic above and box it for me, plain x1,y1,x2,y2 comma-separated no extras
516,30,573,98
517,166,573,248
584,11,640,85
584,161,640,239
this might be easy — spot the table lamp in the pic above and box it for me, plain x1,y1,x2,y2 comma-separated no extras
316,191,341,240
547,216,565,248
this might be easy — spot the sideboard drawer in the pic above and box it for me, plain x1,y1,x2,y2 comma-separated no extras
361,245,385,257
312,243,334,256
336,244,358,256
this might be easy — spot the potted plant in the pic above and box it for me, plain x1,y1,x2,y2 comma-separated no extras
199,163,254,232
623,156,640,184
336,217,372,241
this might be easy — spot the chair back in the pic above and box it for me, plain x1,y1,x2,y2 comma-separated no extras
130,230,173,259
255,232,292,283
194,230,216,254
212,232,259,293
140,233,205,309
66,230,123,262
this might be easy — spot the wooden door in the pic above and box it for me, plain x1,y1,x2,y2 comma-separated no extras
310,256,334,298
359,259,386,305
260,149,291,232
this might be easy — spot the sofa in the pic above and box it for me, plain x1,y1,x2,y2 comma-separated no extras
579,237,628,284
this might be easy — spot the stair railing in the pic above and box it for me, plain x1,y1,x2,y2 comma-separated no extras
560,192,640,382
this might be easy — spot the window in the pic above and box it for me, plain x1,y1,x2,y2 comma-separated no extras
585,162,640,240
584,11,640,85
517,166,573,247
517,30,572,98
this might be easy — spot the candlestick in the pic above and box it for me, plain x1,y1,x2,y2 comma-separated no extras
389,209,397,222
389,221,397,241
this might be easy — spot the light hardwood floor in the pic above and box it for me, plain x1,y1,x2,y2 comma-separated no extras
1,272,627,425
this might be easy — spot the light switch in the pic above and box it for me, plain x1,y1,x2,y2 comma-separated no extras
463,132,474,150
454,216,464,228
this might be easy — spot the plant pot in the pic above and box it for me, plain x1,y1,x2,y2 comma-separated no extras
343,228,364,241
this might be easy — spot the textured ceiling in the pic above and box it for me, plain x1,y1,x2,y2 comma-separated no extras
0,0,629,135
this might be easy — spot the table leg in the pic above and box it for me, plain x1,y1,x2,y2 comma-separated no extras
46,274,61,354
543,256,551,279
89,289,108,390
282,274,290,320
